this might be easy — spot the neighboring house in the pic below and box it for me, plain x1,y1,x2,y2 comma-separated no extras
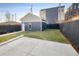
40,6,65,28
65,3,79,21
0,21,21,34
20,12,46,31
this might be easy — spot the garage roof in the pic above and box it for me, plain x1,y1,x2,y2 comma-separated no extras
20,13,42,22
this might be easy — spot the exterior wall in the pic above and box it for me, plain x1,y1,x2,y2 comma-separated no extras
40,8,58,24
23,22,42,31
58,7,65,22
59,20,79,49
40,6,65,24
46,8,58,24
40,10,46,21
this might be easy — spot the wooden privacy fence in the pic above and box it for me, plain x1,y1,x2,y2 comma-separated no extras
59,20,79,53
0,25,21,34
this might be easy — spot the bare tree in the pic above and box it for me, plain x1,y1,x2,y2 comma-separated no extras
15,13,16,21
5,11,11,22
11,14,14,21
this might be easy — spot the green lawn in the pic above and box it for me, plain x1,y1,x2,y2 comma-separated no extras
23,29,69,44
0,32,22,43
0,29,69,44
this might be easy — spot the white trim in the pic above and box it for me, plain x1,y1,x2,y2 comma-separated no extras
21,22,25,31
40,22,42,31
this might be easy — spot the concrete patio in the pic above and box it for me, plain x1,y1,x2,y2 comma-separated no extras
0,37,78,56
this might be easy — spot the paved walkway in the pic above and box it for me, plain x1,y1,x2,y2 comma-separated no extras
0,37,78,56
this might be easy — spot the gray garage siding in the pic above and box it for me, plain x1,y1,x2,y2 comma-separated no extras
59,20,79,47
24,22,42,31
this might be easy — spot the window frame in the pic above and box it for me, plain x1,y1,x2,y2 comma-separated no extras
28,23,32,30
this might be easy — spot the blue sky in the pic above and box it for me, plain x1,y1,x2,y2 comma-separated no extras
0,3,72,22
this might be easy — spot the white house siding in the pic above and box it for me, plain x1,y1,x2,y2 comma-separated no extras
40,10,46,21
58,7,65,22
23,22,42,31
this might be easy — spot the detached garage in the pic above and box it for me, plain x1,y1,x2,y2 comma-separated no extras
20,12,46,31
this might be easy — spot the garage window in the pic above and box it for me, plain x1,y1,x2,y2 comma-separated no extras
28,23,32,30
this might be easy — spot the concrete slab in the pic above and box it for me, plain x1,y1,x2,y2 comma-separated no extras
29,40,78,56
0,37,78,56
